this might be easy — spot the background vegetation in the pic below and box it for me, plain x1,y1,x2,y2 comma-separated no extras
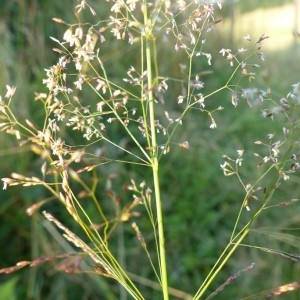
0,0,300,299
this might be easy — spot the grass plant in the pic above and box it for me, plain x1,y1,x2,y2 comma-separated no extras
1,1,300,299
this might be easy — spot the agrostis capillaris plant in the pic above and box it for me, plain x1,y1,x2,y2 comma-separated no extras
1,0,300,299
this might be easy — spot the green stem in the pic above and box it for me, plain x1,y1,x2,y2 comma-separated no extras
152,156,168,299
143,3,169,299
193,228,250,300
146,37,169,300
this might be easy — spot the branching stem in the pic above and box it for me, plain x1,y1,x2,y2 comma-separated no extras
143,2,169,299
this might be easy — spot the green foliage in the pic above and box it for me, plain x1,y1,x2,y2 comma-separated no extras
1,1,300,299
0,276,18,300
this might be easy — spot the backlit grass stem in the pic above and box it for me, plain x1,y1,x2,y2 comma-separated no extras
143,2,169,299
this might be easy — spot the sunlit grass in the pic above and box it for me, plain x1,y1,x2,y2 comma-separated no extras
1,1,300,299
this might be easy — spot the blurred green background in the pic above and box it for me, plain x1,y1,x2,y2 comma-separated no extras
0,0,300,299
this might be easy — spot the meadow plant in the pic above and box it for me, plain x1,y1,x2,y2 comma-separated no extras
1,0,300,298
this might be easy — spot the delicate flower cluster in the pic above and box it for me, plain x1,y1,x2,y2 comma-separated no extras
37,0,243,154
1,1,275,199
254,137,282,167
220,149,244,177
165,1,221,58
221,82,300,212
0,85,20,140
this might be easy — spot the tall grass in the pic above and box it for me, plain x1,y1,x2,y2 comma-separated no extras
1,1,300,299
